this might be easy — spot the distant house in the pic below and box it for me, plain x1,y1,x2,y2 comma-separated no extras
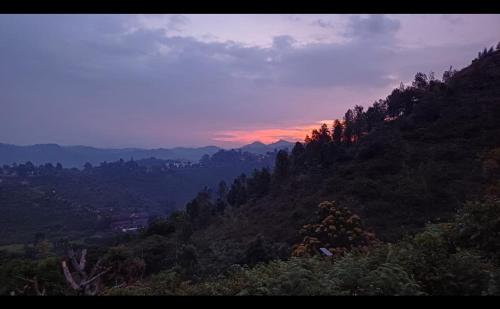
110,211,149,232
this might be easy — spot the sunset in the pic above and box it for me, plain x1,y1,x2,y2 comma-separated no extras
1,14,499,148
213,119,336,145
2,6,500,297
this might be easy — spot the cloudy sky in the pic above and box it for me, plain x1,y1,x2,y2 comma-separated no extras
1,14,499,148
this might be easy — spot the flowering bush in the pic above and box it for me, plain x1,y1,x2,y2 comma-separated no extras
292,201,376,257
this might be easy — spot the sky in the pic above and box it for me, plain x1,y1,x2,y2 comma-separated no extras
0,14,499,148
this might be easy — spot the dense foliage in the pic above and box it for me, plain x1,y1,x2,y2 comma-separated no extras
103,199,500,295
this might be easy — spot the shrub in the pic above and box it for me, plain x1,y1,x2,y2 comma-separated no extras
292,201,376,257
454,198,500,263
387,224,494,295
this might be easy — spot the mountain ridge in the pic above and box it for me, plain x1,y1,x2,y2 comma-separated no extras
0,140,295,167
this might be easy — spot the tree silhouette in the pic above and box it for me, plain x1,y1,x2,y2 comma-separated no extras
366,100,387,131
343,109,355,145
215,199,227,215
247,168,271,198
227,174,248,208
274,150,290,179
412,72,428,90
291,142,305,170
442,66,456,83
314,123,331,144
185,199,200,221
332,119,343,145
386,84,416,118
353,105,367,142
217,180,227,201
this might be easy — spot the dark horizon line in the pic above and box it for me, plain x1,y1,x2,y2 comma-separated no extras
0,139,297,151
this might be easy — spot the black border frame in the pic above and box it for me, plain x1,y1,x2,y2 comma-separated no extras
1,0,500,14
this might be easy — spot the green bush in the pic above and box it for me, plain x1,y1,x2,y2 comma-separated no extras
356,263,423,295
328,248,423,296
386,224,494,295
0,256,67,295
454,198,500,263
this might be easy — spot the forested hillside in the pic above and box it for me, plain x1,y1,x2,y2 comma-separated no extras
184,46,500,250
0,149,276,245
2,47,500,296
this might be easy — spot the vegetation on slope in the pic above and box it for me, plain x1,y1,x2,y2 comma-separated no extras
2,46,500,295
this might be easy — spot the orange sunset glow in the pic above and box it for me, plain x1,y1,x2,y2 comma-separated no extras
213,120,336,145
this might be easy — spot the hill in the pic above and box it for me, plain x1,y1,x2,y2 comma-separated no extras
239,140,294,155
0,141,294,168
0,143,221,168
0,149,277,245
165,47,500,275
2,47,500,296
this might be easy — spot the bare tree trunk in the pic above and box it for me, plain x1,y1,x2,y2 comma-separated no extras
61,248,109,296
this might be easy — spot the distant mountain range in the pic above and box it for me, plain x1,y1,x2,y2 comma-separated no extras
0,140,294,168
239,140,294,155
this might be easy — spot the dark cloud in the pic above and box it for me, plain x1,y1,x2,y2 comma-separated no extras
272,35,296,50
0,14,487,147
312,19,335,29
344,14,401,40
269,40,397,88
166,14,190,32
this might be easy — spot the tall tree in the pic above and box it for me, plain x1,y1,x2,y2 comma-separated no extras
332,119,343,145
442,66,456,83
366,100,387,131
217,180,227,201
274,150,290,179
352,105,367,142
248,168,271,198
412,72,428,90
291,142,305,170
186,199,200,221
317,123,331,144
343,109,355,145
304,134,312,144
386,85,416,118
227,174,248,208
